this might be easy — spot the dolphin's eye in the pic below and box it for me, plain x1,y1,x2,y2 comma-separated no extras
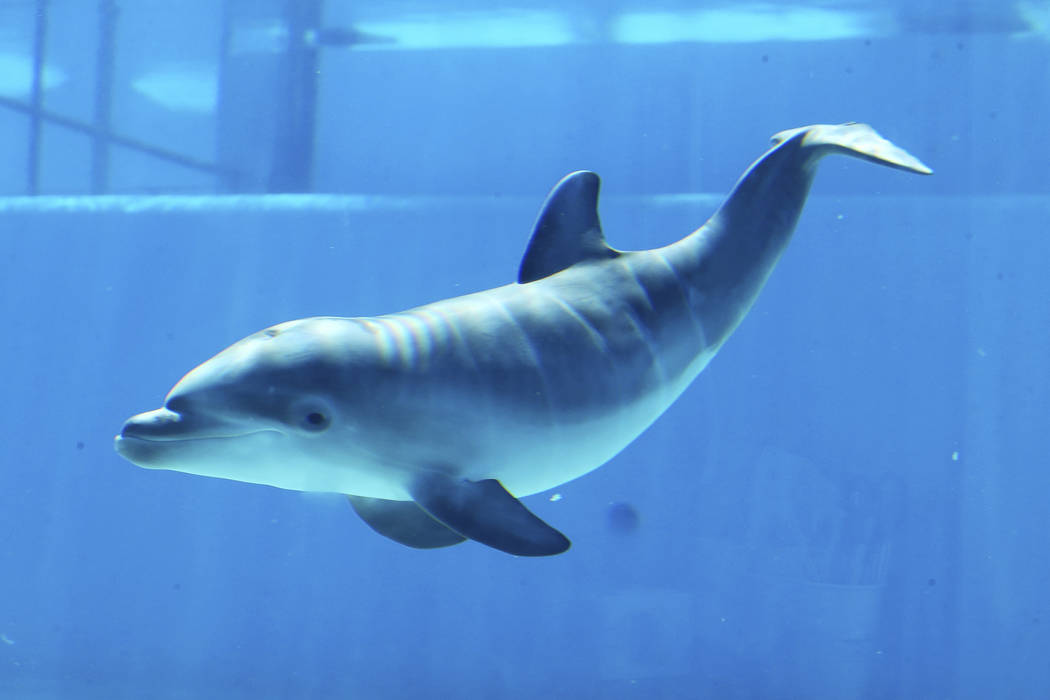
289,398,334,433
302,411,330,431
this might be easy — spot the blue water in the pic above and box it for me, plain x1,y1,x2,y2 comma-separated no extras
2,1,1049,698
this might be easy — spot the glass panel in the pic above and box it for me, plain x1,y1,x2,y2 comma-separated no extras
1,1,1047,697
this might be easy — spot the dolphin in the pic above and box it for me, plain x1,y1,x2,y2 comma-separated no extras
115,123,931,556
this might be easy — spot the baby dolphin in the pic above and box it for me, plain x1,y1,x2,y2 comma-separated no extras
115,123,931,556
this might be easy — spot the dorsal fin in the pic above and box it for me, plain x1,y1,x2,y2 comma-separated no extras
517,171,619,283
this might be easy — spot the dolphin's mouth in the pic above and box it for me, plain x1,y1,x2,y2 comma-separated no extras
114,407,278,467
118,407,275,441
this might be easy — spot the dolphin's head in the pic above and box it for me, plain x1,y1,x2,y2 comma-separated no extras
114,318,407,497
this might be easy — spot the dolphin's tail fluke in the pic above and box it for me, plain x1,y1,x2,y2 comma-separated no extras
709,122,932,242
772,122,933,175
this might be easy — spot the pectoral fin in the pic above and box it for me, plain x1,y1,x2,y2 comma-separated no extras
409,475,571,556
347,495,467,549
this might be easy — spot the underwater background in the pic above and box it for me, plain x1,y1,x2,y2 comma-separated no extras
1,0,1048,697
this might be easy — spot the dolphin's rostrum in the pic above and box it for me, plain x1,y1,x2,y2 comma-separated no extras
115,123,931,556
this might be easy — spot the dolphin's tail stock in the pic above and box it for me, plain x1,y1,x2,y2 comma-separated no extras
772,122,933,175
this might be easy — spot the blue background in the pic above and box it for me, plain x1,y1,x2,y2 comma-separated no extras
1,1,1048,698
